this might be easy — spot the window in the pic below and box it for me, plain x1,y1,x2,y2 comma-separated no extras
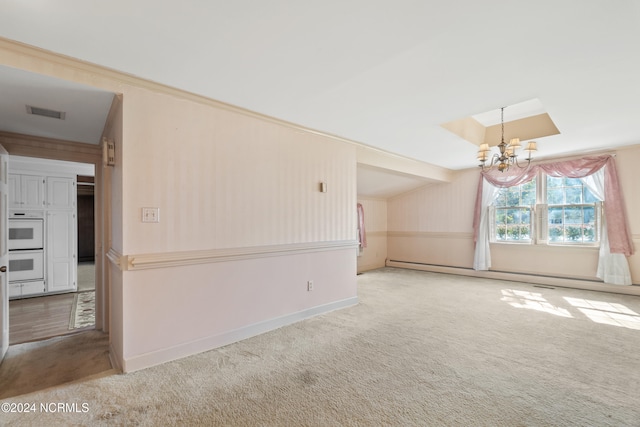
491,173,601,246
493,178,535,242
545,176,600,244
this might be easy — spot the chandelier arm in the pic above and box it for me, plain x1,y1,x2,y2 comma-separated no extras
513,155,532,169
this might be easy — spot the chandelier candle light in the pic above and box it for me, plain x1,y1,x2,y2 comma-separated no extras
477,106,537,172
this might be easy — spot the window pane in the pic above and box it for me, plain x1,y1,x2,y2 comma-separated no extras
565,226,583,242
547,176,563,188
548,188,564,204
506,190,521,206
494,192,507,207
548,207,563,224
549,225,563,242
492,180,535,243
564,207,582,224
521,190,535,205
565,177,582,186
506,225,521,240
506,209,520,224
544,174,600,245
584,188,599,203
496,225,507,240
583,206,595,224
584,225,596,242
565,187,582,204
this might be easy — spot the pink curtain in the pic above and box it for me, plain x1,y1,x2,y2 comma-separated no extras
357,203,367,248
472,155,634,256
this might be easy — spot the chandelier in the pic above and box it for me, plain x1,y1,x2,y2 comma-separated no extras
477,106,537,172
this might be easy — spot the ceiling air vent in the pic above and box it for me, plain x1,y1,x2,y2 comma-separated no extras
26,105,66,120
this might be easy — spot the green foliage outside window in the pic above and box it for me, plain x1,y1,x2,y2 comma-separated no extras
494,178,535,242
493,175,600,245
546,176,599,244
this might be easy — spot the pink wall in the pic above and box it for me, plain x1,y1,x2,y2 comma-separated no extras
115,86,359,370
388,148,640,285
122,248,356,371
357,197,388,272
0,41,359,372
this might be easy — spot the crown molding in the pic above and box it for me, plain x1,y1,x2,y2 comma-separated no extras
0,37,451,182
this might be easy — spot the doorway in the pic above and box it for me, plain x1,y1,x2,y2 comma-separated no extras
8,159,97,345
0,63,117,395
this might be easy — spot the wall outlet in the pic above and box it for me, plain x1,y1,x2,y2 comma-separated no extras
307,280,314,291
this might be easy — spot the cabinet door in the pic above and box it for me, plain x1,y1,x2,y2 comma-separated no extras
8,174,20,208
8,174,45,209
46,211,77,293
8,283,21,299
21,280,46,297
22,175,45,209
46,177,76,210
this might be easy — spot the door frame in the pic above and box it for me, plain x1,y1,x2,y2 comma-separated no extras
0,130,110,333
0,144,8,363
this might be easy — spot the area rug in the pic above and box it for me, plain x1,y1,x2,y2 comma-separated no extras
69,290,95,330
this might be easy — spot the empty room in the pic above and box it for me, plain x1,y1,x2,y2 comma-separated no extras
1,1,639,425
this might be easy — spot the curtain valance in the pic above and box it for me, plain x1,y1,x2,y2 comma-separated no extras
473,155,633,256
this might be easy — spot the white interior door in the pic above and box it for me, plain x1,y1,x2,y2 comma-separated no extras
0,145,9,363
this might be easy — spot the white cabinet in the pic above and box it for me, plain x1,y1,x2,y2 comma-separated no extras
46,210,77,293
9,174,45,209
46,177,75,209
45,176,77,293
9,280,46,299
8,169,78,298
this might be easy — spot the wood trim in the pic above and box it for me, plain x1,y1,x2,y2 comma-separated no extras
0,37,445,180
0,37,358,141
107,240,359,272
0,131,101,163
106,248,125,270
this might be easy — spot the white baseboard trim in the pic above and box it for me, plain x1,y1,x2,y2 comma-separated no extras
108,343,122,373
386,260,640,296
122,296,359,373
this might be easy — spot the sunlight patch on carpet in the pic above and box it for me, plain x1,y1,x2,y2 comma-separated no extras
501,289,573,317
564,297,640,330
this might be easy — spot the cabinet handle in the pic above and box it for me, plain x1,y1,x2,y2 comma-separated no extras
0,266,6,273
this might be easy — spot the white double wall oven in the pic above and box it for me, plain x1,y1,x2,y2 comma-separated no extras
9,211,45,287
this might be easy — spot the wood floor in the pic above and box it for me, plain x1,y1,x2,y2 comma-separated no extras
8,292,93,345
8,262,96,345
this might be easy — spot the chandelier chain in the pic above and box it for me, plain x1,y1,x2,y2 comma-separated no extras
501,107,504,144
477,105,537,172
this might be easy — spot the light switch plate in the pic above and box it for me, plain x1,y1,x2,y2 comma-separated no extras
142,207,160,223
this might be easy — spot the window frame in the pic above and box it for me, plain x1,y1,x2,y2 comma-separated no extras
490,171,602,248
489,181,536,244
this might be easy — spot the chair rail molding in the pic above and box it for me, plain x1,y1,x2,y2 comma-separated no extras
107,240,359,271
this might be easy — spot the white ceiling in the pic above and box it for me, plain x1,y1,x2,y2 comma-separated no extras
1,1,640,197
0,65,114,144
